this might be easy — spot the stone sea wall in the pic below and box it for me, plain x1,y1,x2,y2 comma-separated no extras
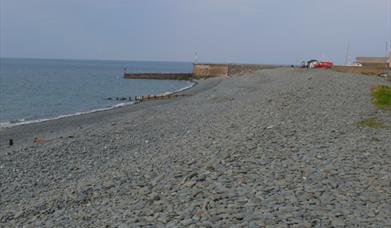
123,73,193,80
124,64,283,80
192,64,283,78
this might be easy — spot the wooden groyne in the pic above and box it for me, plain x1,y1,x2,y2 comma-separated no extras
106,94,191,102
137,94,191,101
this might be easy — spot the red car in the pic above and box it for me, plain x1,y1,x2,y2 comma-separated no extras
313,61,333,69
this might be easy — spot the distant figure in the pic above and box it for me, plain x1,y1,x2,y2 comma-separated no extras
124,67,127,74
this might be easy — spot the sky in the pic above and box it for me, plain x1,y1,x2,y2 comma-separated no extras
1,0,390,64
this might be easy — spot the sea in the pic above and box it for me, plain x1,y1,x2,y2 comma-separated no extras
0,58,194,127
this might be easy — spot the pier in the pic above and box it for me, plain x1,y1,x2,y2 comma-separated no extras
124,64,283,80
123,72,193,80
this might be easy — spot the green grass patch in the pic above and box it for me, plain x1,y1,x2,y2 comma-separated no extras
356,118,388,129
371,137,381,142
371,85,391,110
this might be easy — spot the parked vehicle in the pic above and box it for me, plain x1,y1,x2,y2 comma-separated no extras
312,61,334,69
349,62,363,67
307,59,319,68
301,59,334,69
304,59,334,69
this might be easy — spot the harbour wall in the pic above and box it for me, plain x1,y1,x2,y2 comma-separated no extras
192,64,229,78
124,64,283,80
124,73,193,80
192,64,283,79
228,64,283,76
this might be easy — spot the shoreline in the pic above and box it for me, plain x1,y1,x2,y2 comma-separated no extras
1,69,390,226
0,77,220,148
0,80,197,129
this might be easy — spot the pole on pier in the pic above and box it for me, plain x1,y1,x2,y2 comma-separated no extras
387,51,391,81
387,0,391,80
194,50,198,64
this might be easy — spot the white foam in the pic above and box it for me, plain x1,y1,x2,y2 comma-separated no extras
156,81,195,97
0,81,196,129
0,101,135,128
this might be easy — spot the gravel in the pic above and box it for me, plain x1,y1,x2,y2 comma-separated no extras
1,68,391,227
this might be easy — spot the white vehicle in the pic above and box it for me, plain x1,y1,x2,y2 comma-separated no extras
307,59,319,69
351,62,363,67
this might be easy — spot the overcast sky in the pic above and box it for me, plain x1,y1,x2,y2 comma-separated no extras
1,0,390,64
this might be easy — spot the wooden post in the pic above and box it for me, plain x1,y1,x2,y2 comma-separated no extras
387,52,391,81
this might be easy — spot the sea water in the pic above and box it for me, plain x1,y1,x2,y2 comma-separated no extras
0,58,193,127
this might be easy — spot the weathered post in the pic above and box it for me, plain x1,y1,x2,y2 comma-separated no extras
387,52,391,81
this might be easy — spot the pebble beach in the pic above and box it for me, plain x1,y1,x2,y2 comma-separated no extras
1,68,391,227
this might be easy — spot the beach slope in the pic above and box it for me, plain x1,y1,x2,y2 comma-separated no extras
1,69,391,226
